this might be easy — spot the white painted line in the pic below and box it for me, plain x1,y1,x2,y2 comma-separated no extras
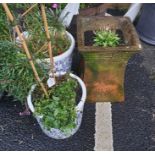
94,102,113,151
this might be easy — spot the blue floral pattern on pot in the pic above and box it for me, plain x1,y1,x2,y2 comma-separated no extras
54,54,73,73
38,53,73,73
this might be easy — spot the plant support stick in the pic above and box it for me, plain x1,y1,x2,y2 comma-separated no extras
21,4,37,17
40,4,55,77
2,3,48,97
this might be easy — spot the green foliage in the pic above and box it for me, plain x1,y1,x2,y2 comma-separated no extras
0,41,46,103
0,4,78,132
49,29,70,57
34,75,78,133
0,4,32,41
93,30,120,47
1,4,70,57
0,4,70,104
21,5,70,57
0,6,12,41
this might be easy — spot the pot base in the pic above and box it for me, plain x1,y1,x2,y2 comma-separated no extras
35,111,82,139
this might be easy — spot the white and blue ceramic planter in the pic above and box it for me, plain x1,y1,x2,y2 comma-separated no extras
27,73,87,139
16,31,75,73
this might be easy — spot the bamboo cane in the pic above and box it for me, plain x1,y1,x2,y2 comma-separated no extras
40,4,55,77
21,4,37,17
2,3,48,97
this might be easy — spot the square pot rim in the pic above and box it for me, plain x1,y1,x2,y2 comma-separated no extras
77,16,142,53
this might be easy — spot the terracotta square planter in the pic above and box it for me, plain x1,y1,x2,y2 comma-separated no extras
77,16,142,102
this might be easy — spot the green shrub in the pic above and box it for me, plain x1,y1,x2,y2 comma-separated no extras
0,41,46,103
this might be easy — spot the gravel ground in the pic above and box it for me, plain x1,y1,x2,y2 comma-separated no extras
0,97,95,151
112,41,155,151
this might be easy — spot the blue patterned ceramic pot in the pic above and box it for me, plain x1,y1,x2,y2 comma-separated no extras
16,31,75,73
37,31,75,73
27,73,87,139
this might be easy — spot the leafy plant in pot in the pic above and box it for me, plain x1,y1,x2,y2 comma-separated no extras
93,30,121,47
27,72,86,139
15,3,75,73
3,4,86,139
77,16,141,102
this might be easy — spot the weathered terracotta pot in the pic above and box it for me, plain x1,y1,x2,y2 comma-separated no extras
77,16,142,102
